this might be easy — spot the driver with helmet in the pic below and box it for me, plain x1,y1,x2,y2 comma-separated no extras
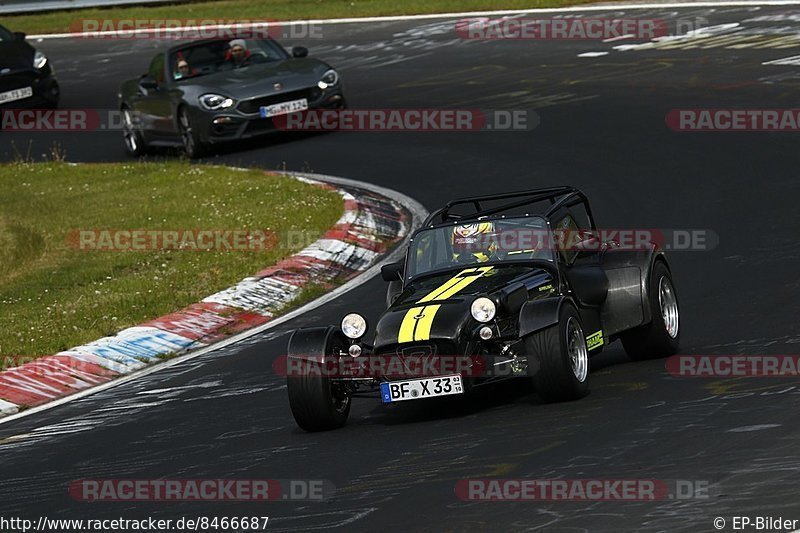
451,221,498,263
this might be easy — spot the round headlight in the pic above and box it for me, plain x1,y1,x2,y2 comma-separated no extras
33,51,47,70
341,313,367,339
199,93,234,111
471,297,496,323
318,69,339,89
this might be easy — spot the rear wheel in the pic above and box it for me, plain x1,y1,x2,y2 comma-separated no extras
620,261,680,360
526,303,590,402
287,335,351,432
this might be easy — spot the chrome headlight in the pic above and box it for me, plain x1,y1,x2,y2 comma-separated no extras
471,297,496,323
199,93,234,111
317,69,339,90
341,313,367,339
33,51,47,70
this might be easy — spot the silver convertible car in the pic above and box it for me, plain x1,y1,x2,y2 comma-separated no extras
118,37,345,157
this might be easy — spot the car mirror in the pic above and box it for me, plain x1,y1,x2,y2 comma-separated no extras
139,76,159,89
291,46,308,58
380,262,403,282
14,32,26,42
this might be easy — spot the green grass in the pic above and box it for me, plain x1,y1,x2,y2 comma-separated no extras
7,0,601,36
0,161,343,358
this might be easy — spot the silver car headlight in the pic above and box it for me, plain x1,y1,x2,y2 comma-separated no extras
341,313,367,339
199,93,234,111
471,297,496,323
33,51,47,70
317,69,339,89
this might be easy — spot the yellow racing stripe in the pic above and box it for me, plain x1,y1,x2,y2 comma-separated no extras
412,304,440,341
397,266,493,343
398,306,424,343
417,268,477,303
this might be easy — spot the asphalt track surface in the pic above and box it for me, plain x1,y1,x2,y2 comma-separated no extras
2,5,800,532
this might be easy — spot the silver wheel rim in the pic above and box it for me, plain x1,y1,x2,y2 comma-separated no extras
122,109,138,153
179,110,194,153
566,317,588,382
658,276,679,339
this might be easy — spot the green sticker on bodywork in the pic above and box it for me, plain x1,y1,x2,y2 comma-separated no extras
586,330,604,350
538,284,553,292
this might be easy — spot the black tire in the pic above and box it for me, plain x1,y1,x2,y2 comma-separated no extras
178,107,205,158
287,335,351,432
44,80,59,109
121,107,149,157
620,261,680,361
526,303,590,402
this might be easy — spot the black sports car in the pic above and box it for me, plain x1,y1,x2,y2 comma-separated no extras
118,38,345,157
0,25,59,109
286,187,681,431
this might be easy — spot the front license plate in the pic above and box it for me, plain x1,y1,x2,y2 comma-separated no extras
0,86,33,104
381,375,463,403
259,97,308,118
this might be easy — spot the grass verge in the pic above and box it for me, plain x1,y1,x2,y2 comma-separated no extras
0,161,343,358
7,0,602,36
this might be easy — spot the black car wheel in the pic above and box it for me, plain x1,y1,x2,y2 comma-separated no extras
287,335,351,432
620,261,680,360
178,107,205,158
43,80,59,109
525,303,590,402
121,107,148,156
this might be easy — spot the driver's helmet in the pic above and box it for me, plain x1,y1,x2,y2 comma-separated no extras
452,221,497,263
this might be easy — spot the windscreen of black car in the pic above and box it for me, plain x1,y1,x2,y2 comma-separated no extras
407,216,555,279
0,26,14,41
169,39,289,80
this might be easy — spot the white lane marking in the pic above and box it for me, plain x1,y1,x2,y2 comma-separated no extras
613,22,742,51
137,380,222,395
266,509,377,531
29,3,800,40
577,51,610,57
95,401,175,411
603,34,636,42
763,55,800,65
0,172,427,427
727,424,782,432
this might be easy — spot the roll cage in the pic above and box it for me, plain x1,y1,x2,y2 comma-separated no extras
422,186,597,230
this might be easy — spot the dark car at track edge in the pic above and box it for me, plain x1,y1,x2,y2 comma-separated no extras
0,25,59,109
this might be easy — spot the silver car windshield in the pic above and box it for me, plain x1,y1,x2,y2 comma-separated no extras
169,39,288,81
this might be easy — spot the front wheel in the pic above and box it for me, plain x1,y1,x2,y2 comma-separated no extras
525,303,590,403
620,261,680,360
287,336,351,432
178,107,205,158
121,107,148,156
